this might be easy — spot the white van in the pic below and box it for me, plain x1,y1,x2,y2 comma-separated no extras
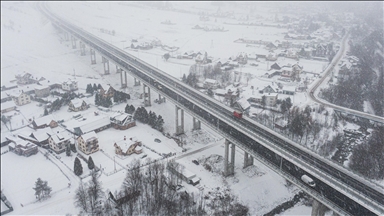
301,175,316,187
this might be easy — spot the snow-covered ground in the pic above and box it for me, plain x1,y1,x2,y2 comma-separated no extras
1,2,354,215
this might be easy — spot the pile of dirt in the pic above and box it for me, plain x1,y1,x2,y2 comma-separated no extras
200,154,224,174
186,130,217,145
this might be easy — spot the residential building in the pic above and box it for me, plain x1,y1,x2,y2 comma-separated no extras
68,98,88,112
8,139,38,157
77,131,99,155
266,52,278,61
32,115,58,129
8,91,31,106
236,52,248,64
62,80,78,91
113,136,143,156
1,83,18,92
99,85,115,99
48,130,72,154
15,72,38,85
259,85,277,94
34,85,50,98
110,113,136,130
234,98,251,114
1,101,16,114
264,93,278,107
270,62,282,70
73,115,111,135
282,85,296,95
203,79,219,89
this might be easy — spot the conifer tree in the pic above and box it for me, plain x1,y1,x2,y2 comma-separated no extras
93,83,98,92
88,156,95,170
74,157,83,176
66,144,72,156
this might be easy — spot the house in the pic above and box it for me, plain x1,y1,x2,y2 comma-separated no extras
15,72,38,85
236,52,248,64
99,85,115,99
110,113,136,130
167,161,198,184
77,131,99,155
282,85,296,95
264,93,278,107
48,129,72,154
195,53,206,64
62,80,78,91
32,115,58,129
270,62,282,70
1,83,18,92
234,98,251,114
203,79,219,89
73,116,111,135
286,49,299,60
1,100,16,114
8,139,38,157
113,136,143,156
8,91,31,106
34,85,50,98
68,98,88,112
265,42,278,50
29,128,51,148
259,85,276,94
281,67,294,77
275,118,288,130
266,52,278,61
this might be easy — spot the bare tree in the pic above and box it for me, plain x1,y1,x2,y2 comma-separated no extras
74,182,89,213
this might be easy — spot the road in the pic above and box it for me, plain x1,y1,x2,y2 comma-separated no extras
308,32,384,124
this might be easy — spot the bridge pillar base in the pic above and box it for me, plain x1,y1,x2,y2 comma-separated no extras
80,41,86,56
90,48,96,64
143,84,151,107
134,78,141,86
103,57,110,74
120,70,127,88
71,35,76,49
311,199,327,216
243,152,253,168
223,139,235,177
175,105,184,136
116,65,122,73
192,117,201,130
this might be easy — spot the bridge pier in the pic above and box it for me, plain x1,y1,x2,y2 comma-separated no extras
243,152,254,168
223,139,235,177
90,48,96,64
134,78,141,86
71,35,76,49
311,199,327,216
143,84,151,106
192,117,201,130
120,70,127,88
80,41,86,56
175,105,184,136
102,56,110,74
116,65,122,73
64,32,69,41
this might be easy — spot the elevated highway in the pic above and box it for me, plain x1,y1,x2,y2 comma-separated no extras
39,3,384,215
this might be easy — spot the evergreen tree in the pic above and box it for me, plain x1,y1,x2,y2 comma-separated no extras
95,93,100,106
88,156,95,170
148,111,157,127
66,144,72,156
33,178,44,200
113,91,118,103
74,157,83,176
44,108,49,116
97,84,102,90
93,83,98,92
129,105,135,114
86,84,94,94
71,143,77,153
182,74,187,83
125,104,130,114
261,95,266,109
155,115,165,131
41,180,52,198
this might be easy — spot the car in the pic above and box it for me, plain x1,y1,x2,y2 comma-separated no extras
55,155,61,159
154,138,161,143
141,154,147,159
192,160,199,165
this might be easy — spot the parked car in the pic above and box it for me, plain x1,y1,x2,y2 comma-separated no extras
192,160,199,165
154,138,161,143
141,154,148,159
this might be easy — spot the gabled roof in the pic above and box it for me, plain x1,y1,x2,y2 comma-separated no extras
204,78,218,84
76,116,110,135
31,128,51,142
70,98,86,108
1,100,16,110
236,98,251,110
81,131,98,142
49,130,71,144
33,115,56,126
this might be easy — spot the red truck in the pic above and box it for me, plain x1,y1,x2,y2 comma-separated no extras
233,110,243,119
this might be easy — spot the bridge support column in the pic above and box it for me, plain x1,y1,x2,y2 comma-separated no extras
120,70,127,88
192,117,201,130
143,84,151,106
311,200,327,216
90,48,96,64
134,78,141,86
175,105,184,136
243,152,254,168
64,32,69,41
223,139,235,177
71,35,76,49
102,57,110,74
80,41,86,56
116,65,122,73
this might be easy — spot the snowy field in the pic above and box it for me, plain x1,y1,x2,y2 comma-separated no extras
0,1,352,215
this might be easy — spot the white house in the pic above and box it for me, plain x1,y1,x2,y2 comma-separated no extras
203,78,219,89
77,131,99,155
62,80,78,91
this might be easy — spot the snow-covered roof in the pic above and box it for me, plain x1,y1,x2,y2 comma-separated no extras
264,93,278,97
50,130,71,144
34,114,56,126
204,78,218,84
70,98,85,108
77,116,110,134
237,97,251,110
32,128,50,142
81,131,98,142
1,100,16,110
34,85,49,90
215,89,227,95
282,85,296,92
